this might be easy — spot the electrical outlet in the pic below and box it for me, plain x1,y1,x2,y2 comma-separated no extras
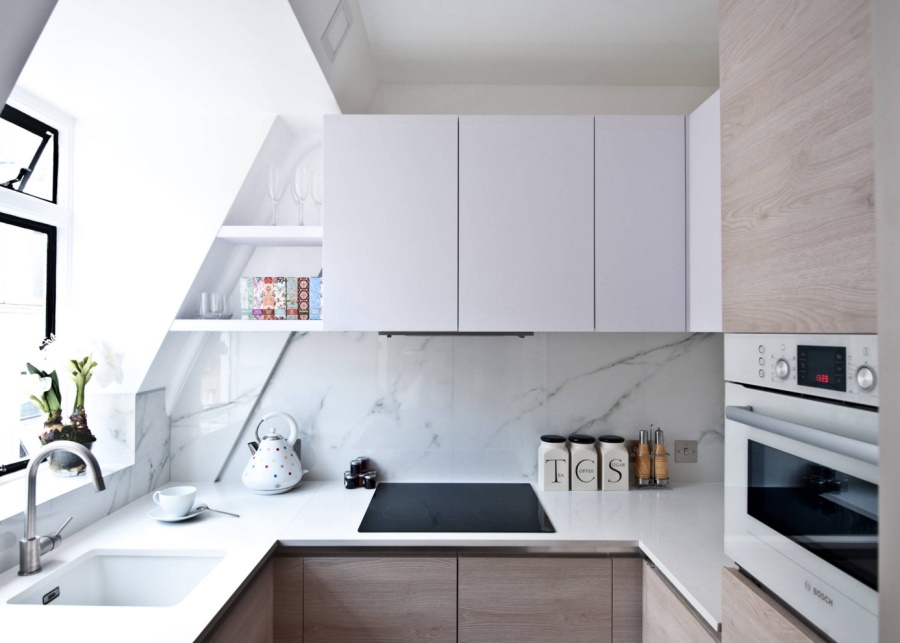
674,440,698,463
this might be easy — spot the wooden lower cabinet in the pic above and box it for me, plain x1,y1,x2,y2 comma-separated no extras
202,560,274,643
643,561,716,643
303,556,457,642
458,556,613,643
721,567,825,643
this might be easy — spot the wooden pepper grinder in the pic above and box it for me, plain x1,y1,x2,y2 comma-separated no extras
653,426,669,486
636,429,652,486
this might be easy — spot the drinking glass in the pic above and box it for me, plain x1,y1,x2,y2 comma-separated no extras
267,165,284,226
291,166,311,226
311,170,324,225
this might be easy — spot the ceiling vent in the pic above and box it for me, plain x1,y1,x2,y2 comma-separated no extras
321,0,353,62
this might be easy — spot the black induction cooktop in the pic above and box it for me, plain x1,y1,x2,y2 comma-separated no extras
358,483,555,533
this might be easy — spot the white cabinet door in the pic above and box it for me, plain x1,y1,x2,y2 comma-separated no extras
596,116,686,332
324,115,458,331
688,91,722,332
459,116,595,332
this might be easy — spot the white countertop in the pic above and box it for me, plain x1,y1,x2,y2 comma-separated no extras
0,481,729,641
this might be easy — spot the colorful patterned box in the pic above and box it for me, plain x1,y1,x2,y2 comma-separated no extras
252,277,265,320
239,277,254,320
309,277,322,320
286,277,299,320
273,277,287,320
260,277,276,318
298,277,310,320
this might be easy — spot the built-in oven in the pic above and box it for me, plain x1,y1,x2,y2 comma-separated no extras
724,334,878,643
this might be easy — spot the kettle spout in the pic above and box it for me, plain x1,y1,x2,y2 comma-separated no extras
247,441,259,455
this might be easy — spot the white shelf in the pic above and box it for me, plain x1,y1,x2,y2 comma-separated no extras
217,226,323,247
169,319,324,332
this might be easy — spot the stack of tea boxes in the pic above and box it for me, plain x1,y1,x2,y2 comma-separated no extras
239,276,323,320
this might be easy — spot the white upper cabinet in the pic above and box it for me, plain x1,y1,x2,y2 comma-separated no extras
595,116,686,332
458,116,595,332
324,115,458,331
688,91,722,332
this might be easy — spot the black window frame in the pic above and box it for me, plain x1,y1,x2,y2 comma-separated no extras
0,211,57,342
0,104,59,204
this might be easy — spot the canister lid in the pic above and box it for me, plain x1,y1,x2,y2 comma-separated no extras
540,435,567,443
598,435,625,443
568,434,596,444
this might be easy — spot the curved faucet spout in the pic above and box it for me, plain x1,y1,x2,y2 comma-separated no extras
20,442,105,575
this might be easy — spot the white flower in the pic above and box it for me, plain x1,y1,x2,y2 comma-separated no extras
21,372,52,398
91,340,124,388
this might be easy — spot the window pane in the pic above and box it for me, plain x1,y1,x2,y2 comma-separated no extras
0,108,56,202
0,219,50,465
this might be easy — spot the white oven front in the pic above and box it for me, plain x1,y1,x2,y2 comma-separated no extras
725,334,879,643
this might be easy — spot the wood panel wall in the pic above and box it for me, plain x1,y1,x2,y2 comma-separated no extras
719,0,875,333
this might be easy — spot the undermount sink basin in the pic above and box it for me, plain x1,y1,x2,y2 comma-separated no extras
8,549,225,607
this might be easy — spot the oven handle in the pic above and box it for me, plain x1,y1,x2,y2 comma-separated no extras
725,406,878,465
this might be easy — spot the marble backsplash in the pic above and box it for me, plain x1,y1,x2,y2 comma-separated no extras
171,332,725,486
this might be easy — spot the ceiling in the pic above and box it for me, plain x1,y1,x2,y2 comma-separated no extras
15,0,339,136
357,0,719,86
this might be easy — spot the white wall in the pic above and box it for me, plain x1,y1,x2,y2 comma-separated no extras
368,83,719,115
874,0,899,640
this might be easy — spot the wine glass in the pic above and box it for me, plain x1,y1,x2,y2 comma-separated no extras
267,165,284,226
291,166,311,226
311,170,324,225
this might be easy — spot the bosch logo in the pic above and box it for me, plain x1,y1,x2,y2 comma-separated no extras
813,587,834,607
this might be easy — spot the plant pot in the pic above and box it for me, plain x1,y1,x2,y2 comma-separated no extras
49,441,93,477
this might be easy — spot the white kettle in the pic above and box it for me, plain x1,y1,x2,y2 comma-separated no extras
242,412,305,494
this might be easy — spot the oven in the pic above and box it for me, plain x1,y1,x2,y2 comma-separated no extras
724,334,878,643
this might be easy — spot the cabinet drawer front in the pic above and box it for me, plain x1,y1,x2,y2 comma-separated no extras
596,116,686,332
458,556,612,642
459,116,595,332
304,556,457,642
325,115,458,331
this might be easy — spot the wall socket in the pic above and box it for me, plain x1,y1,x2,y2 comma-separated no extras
674,440,698,463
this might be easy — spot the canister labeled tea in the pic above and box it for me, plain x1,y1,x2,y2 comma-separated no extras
538,435,570,490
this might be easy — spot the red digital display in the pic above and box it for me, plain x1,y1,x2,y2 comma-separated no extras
816,374,829,383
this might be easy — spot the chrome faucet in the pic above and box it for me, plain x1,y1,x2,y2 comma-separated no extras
19,442,106,576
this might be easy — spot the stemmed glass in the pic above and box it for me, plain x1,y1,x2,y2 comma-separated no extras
267,165,285,226
291,166,311,226
311,170,324,225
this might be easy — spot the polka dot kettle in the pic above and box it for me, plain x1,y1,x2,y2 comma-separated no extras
242,411,306,494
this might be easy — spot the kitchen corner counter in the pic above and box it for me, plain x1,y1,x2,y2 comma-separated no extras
0,481,728,641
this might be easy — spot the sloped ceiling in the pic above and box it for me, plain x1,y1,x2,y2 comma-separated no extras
0,0,57,107
15,0,340,137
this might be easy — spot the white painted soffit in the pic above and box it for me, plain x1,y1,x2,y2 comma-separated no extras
358,0,719,86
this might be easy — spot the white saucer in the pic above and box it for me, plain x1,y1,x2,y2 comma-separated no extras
148,506,203,522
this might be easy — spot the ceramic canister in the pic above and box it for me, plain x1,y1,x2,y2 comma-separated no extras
538,435,569,491
568,434,598,491
598,435,630,491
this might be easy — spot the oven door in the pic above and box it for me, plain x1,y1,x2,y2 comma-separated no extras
724,382,878,643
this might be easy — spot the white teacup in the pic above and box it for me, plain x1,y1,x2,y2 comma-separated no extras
152,486,197,517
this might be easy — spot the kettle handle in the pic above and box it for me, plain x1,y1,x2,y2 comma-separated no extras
255,411,299,446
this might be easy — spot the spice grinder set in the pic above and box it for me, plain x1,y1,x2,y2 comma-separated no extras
344,456,377,489
538,425,669,491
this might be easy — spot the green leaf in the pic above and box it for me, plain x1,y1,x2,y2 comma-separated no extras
26,363,41,376
29,395,48,413
46,387,61,411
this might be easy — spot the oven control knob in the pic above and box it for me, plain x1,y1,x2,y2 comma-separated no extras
774,359,790,381
857,366,876,391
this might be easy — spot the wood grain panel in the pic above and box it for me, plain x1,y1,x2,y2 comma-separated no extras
722,567,825,643
204,560,273,643
612,558,643,643
719,0,875,333
458,556,612,643
642,562,716,643
274,557,304,643
303,556,457,643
